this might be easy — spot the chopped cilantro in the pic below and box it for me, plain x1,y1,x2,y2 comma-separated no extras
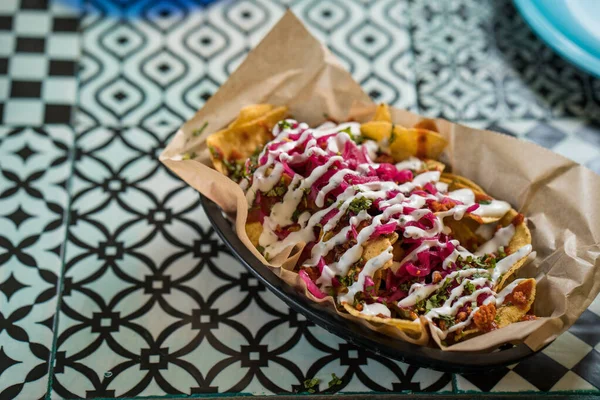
266,185,287,197
192,122,208,137
208,146,221,159
256,245,265,254
328,373,342,388
425,299,436,312
437,314,455,327
278,120,292,130
494,314,501,323
303,378,319,393
182,152,196,160
339,270,356,287
222,158,245,182
389,124,396,144
464,281,476,294
348,197,372,214
498,246,507,258
340,126,365,144
471,272,491,280
478,199,492,205
292,209,301,222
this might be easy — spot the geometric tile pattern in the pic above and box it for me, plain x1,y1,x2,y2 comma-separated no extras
0,126,73,399
75,0,419,126
409,0,600,121
0,0,599,398
0,0,80,125
456,295,600,392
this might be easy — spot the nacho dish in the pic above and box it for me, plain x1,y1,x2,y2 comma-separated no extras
206,103,537,346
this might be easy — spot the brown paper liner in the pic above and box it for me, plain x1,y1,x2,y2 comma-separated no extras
160,11,600,352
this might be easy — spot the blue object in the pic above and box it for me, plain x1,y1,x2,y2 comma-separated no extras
514,0,600,78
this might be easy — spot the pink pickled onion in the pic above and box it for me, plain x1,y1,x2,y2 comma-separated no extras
370,222,397,238
466,204,480,213
320,208,339,225
299,270,326,299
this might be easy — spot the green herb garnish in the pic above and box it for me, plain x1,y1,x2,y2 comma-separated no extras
348,197,372,214
389,124,396,144
303,378,320,393
478,199,492,205
278,120,292,130
328,373,342,388
498,246,507,258
192,122,208,137
437,314,455,327
339,270,356,287
464,281,476,294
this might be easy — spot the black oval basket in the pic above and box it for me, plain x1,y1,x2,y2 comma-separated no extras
201,194,546,373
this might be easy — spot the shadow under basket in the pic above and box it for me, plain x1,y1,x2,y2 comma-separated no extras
200,194,550,373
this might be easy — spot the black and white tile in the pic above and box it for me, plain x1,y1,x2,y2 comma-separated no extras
0,0,81,125
0,126,73,399
456,295,600,392
75,0,418,126
409,0,600,121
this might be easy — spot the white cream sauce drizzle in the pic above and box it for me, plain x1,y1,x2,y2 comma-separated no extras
245,120,531,337
360,302,392,318
474,224,515,256
339,246,393,304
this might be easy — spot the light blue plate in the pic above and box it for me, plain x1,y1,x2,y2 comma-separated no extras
514,0,600,77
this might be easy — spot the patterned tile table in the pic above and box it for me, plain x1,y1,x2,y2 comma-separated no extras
1,0,600,399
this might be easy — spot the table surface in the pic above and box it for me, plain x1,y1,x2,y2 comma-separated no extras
1,0,600,399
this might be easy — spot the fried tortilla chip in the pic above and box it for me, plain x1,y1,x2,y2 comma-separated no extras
372,103,392,123
423,159,446,173
495,278,536,328
207,105,288,175
360,120,394,142
228,104,275,128
389,127,447,161
440,172,486,197
342,303,424,336
455,279,536,342
245,222,263,247
413,119,440,133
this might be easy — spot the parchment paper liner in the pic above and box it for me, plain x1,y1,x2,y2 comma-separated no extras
160,11,600,352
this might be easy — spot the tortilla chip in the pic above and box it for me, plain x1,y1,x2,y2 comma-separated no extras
443,217,485,252
413,119,439,132
440,172,486,196
342,303,424,335
245,222,263,247
362,234,397,263
228,104,275,128
496,279,536,328
360,120,393,142
207,105,288,175
372,103,392,123
389,127,447,161
423,159,446,173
